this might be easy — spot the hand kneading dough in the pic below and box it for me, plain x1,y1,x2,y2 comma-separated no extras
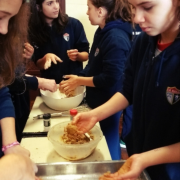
99,158,132,180
59,81,75,97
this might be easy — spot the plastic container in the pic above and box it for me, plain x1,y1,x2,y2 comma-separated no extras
43,113,51,132
70,109,78,121
48,121,103,160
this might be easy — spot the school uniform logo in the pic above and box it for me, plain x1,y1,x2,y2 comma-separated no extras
166,87,180,105
94,48,99,57
63,33,70,41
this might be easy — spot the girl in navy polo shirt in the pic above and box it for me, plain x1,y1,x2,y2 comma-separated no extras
60,0,133,160
29,0,89,84
69,0,180,179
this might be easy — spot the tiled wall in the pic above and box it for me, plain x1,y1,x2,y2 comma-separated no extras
66,0,98,67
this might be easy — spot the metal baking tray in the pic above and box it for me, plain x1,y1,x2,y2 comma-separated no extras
36,160,151,180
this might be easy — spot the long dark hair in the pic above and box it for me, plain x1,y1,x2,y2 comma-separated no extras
29,0,68,46
90,0,132,23
0,2,30,88
176,0,180,21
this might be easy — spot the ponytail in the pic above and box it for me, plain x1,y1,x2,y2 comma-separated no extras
90,0,132,23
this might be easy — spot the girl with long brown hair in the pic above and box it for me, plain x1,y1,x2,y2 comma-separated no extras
29,0,89,84
71,0,180,179
0,0,38,179
60,0,133,160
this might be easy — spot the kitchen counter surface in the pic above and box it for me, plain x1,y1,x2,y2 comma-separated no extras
21,97,111,163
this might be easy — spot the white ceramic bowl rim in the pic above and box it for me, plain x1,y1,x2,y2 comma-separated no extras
40,85,85,100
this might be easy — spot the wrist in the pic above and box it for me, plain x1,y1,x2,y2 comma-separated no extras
78,76,84,86
2,141,20,152
37,77,43,88
137,152,152,169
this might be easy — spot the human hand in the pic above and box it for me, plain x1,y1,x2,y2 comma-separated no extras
4,144,30,157
67,49,79,61
23,43,34,59
43,53,63,70
0,154,38,180
59,75,79,94
37,77,57,92
101,155,145,180
71,111,98,134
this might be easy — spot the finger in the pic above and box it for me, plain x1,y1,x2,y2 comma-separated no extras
44,62,48,69
69,49,78,52
69,58,77,61
72,115,80,124
44,64,48,70
60,83,68,89
24,51,33,57
117,172,136,180
55,57,63,63
70,52,78,56
25,48,34,54
22,54,27,58
24,44,33,50
44,60,51,69
51,56,57,64
33,163,38,173
63,75,72,79
46,59,51,68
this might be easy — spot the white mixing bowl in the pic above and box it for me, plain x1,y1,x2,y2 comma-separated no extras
40,85,85,111
48,121,103,160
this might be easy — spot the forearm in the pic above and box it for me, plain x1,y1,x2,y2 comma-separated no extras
0,117,17,145
92,92,129,122
76,52,88,62
77,76,95,87
141,142,180,168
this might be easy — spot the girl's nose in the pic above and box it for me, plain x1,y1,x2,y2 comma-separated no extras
54,2,60,9
133,10,145,24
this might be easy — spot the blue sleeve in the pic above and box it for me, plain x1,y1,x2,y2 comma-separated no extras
73,19,89,53
78,62,90,76
24,76,38,90
8,75,38,93
0,87,15,119
120,32,147,104
93,34,131,88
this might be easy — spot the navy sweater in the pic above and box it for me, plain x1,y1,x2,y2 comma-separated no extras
33,17,89,84
79,20,132,108
0,87,15,120
0,87,15,157
8,75,38,141
121,32,180,180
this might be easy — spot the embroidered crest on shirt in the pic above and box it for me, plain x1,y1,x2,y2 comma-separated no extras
166,87,180,105
63,33,70,41
94,48,99,57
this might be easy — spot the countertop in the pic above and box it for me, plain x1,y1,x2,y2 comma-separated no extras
21,97,111,163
